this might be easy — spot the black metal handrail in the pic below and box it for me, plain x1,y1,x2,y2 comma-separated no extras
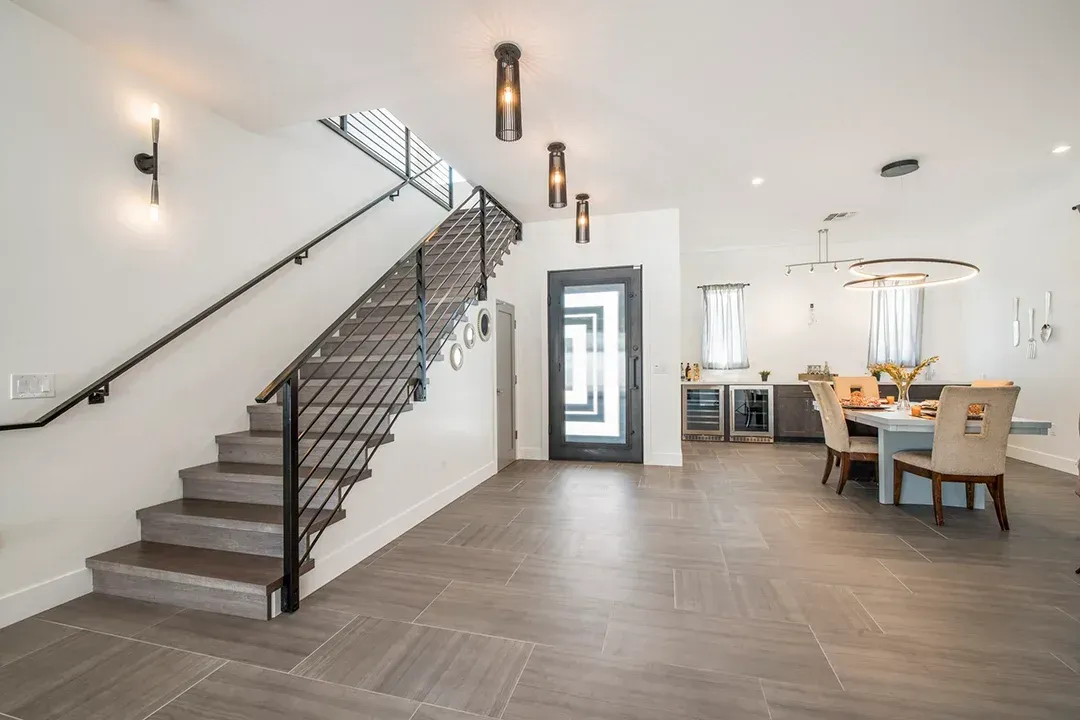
322,110,454,210
0,168,466,433
270,186,521,612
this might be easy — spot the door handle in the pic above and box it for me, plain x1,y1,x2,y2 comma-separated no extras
632,356,641,390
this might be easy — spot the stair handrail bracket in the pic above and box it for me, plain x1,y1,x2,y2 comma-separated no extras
268,186,521,612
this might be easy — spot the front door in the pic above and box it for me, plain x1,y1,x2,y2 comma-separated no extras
496,301,517,470
547,266,644,463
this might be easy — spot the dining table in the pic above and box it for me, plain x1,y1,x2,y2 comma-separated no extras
842,407,1052,508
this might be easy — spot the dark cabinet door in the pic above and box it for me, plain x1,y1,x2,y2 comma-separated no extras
774,387,824,440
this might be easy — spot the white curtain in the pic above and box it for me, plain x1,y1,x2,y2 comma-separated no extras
701,284,749,370
867,285,924,366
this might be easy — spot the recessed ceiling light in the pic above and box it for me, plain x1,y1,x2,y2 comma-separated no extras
1052,144,1071,154
751,177,765,186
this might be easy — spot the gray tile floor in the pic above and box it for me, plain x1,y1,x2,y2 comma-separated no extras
3,442,1079,719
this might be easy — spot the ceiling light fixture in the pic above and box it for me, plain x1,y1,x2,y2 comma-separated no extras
134,102,161,221
1052,144,1072,154
575,193,591,244
846,160,980,290
494,43,522,142
751,177,765,186
783,229,863,276
547,142,567,208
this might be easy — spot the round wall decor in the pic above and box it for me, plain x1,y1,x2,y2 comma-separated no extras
463,323,477,349
477,308,492,341
449,343,465,371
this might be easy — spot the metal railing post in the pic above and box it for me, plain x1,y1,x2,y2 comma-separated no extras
404,127,412,178
414,247,429,402
339,115,346,132
448,167,454,209
281,371,301,614
478,192,489,301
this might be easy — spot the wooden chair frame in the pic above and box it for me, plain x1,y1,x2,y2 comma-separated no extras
893,458,1009,530
822,446,877,496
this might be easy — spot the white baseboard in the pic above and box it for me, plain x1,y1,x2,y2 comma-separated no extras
0,567,91,629
517,446,544,461
647,451,683,467
300,461,497,596
1007,444,1078,476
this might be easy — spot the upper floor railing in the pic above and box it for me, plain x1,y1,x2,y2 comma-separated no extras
322,109,454,210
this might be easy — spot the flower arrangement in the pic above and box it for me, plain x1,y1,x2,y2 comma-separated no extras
868,356,939,409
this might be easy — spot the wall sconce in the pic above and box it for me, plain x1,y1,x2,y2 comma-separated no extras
547,142,567,208
575,193,591,244
134,103,160,221
494,43,522,142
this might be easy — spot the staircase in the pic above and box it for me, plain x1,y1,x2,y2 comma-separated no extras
85,189,521,620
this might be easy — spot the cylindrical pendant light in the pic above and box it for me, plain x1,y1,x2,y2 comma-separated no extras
547,142,566,208
494,43,522,142
575,193,591,244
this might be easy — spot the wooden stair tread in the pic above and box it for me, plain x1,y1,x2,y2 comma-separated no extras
179,461,370,484
216,430,394,444
87,541,311,591
137,499,342,532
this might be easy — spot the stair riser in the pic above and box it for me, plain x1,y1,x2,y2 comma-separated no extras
337,308,470,334
250,407,397,434
92,569,270,620
140,517,307,559
217,439,371,468
182,477,340,509
299,381,412,406
300,359,418,381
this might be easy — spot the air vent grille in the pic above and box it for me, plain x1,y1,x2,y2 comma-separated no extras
822,211,858,222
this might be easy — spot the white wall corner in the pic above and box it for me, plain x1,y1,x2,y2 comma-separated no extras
646,451,684,467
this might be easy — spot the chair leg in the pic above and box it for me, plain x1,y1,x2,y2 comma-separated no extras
836,453,852,496
994,474,1009,531
965,483,975,510
821,448,834,485
931,474,945,526
892,460,903,505
989,478,1005,529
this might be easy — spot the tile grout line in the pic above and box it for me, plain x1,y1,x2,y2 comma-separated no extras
758,678,774,720
0,620,84,670
137,656,226,720
895,535,933,563
1052,605,1080,624
598,601,616,655
406,704,421,720
503,554,528,587
1049,651,1078,675
911,516,948,539
139,606,189,633
497,643,535,719
849,589,886,635
286,610,364,675
807,625,845,692
38,619,226,663
411,580,454,623
442,524,471,546
876,559,913,594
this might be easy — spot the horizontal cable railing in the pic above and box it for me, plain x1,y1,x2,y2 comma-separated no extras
322,109,454,210
262,186,521,613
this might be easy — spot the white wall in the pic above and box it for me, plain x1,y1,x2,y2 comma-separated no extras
497,209,682,467
680,237,968,384
0,0,487,626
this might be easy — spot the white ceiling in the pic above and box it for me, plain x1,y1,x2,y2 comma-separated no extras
16,0,1080,250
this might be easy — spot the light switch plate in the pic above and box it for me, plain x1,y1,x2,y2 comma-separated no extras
11,374,55,399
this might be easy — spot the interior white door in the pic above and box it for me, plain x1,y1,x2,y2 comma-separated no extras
496,302,516,470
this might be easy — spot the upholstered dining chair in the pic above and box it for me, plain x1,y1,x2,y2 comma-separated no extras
808,381,878,495
972,379,1014,387
832,376,881,400
892,385,1020,528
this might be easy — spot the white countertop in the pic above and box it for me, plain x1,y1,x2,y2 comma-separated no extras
844,407,1051,435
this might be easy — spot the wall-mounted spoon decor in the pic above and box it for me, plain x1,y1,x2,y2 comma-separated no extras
1040,291,1053,342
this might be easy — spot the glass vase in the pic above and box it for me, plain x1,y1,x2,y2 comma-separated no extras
896,380,912,410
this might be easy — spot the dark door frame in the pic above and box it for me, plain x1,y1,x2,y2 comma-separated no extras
547,265,644,463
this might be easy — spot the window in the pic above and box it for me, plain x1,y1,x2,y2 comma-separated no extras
701,284,749,370
867,286,924,367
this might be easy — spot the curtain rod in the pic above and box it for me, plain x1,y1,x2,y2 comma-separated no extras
697,283,750,289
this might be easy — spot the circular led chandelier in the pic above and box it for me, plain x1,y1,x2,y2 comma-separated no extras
843,258,979,290
843,160,981,290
